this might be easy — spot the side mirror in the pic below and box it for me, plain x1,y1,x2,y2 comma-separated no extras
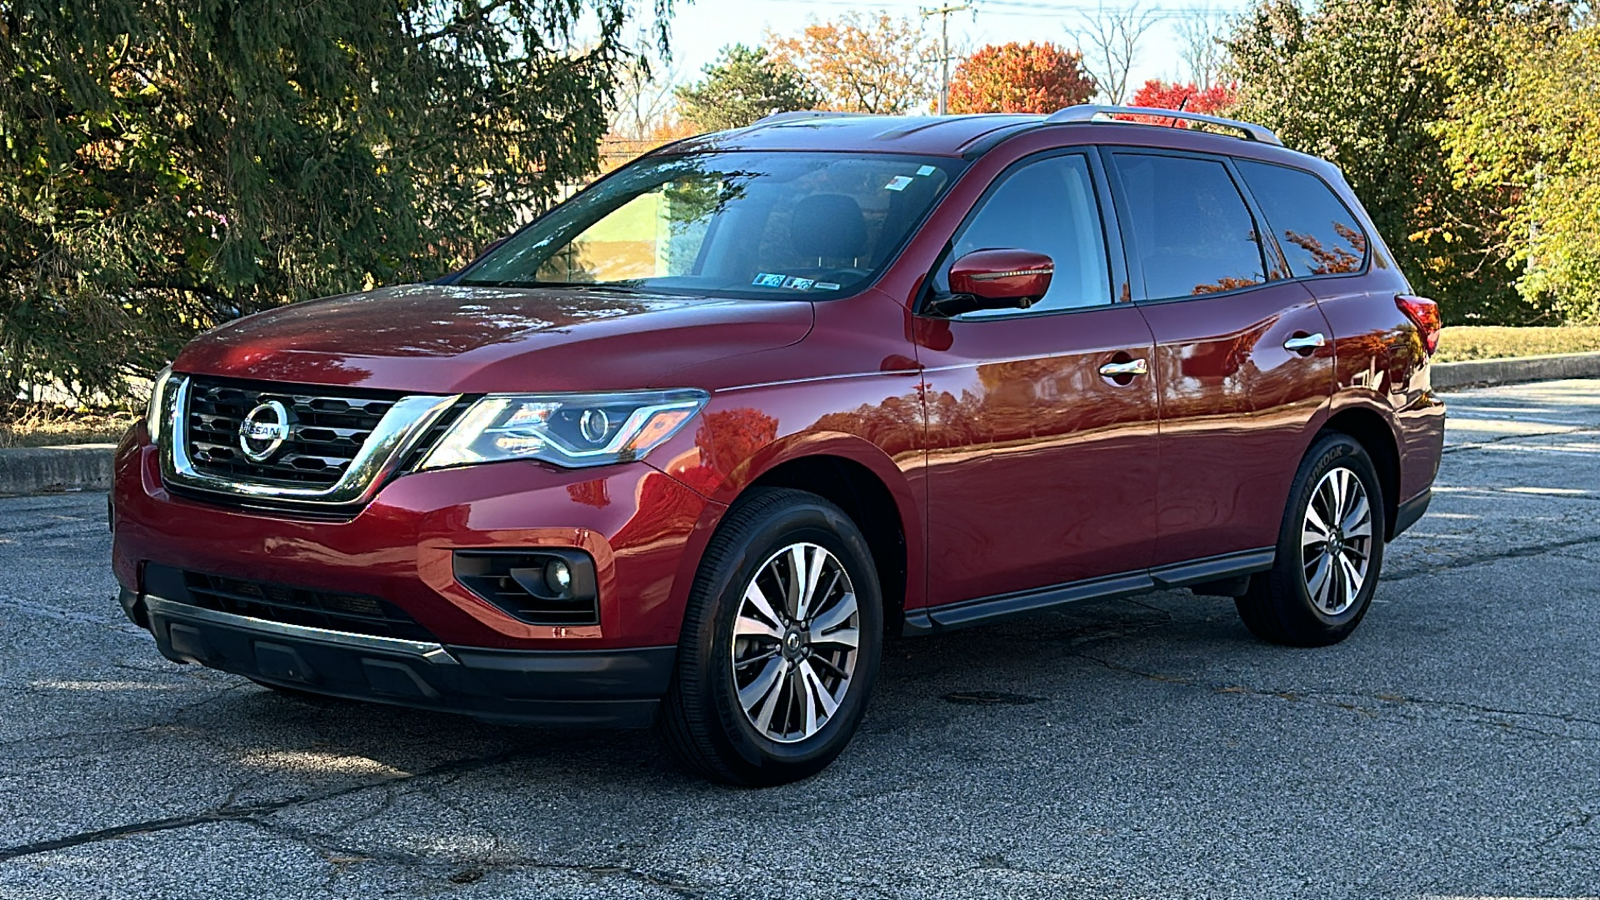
925,249,1054,317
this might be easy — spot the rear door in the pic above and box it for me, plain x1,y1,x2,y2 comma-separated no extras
1103,149,1334,567
918,150,1159,608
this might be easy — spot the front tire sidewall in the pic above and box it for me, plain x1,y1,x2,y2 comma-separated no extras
684,497,882,782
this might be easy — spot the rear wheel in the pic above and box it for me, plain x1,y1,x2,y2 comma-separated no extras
659,488,882,786
1236,433,1385,647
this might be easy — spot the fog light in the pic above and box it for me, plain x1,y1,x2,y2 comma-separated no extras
453,549,599,625
545,559,573,594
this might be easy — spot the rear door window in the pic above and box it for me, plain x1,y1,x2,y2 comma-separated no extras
1235,160,1369,277
1110,153,1268,300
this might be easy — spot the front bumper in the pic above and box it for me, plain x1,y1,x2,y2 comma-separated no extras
112,431,719,650
124,589,674,727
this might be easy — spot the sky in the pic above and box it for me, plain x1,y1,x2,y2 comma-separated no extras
646,0,1260,99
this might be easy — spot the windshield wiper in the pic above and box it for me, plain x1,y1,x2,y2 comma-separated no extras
541,282,660,295
456,279,658,295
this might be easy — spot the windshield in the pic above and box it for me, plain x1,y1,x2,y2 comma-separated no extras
458,151,961,298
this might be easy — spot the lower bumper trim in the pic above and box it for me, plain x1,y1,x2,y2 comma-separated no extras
139,594,675,728
1392,488,1432,539
118,587,147,629
146,596,459,662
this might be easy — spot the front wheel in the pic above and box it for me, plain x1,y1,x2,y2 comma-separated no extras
1236,433,1386,647
658,488,882,786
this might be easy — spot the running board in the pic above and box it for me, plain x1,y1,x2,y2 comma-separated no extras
901,548,1275,635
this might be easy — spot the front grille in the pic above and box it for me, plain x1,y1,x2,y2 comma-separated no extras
185,376,403,487
178,570,436,642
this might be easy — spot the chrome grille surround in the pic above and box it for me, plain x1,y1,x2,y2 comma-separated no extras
186,378,398,486
157,374,463,509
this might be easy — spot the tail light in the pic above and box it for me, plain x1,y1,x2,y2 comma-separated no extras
1396,294,1441,355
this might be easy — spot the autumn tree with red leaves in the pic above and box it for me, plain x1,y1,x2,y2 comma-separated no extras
946,42,1095,114
1129,79,1238,115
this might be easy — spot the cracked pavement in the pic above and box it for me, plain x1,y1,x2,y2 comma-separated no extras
4,378,1600,899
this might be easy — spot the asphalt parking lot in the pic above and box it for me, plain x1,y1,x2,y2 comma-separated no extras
3,378,1599,900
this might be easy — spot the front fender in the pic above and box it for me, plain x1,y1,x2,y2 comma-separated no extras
651,424,927,628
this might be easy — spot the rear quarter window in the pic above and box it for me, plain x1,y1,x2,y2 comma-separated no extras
1235,160,1369,277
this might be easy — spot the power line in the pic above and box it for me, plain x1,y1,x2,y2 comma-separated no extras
981,1,1230,19
758,0,1243,13
921,3,973,115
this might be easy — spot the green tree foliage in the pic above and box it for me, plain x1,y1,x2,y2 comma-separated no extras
1438,15,1600,322
674,44,819,133
1224,0,1569,325
0,0,667,403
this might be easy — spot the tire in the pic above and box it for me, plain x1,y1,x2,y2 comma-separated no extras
659,488,883,786
1236,433,1386,647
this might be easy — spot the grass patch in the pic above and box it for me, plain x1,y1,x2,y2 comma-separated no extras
1436,325,1600,363
0,403,137,449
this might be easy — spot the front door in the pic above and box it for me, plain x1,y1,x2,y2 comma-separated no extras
1104,149,1335,567
917,151,1160,608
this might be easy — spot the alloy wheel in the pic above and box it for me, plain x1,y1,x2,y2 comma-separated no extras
1300,466,1374,615
730,542,860,743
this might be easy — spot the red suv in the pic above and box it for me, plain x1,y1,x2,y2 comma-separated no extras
112,107,1445,785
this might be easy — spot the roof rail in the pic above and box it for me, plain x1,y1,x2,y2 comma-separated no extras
1043,105,1283,146
751,110,874,127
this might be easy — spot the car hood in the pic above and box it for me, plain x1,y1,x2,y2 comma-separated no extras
173,284,814,394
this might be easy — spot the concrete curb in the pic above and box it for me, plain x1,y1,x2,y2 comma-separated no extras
1432,350,1600,391
0,444,117,496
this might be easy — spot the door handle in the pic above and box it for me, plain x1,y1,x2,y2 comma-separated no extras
1283,333,1328,353
1098,359,1149,377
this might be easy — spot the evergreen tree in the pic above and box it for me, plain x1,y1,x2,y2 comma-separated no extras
0,0,670,402
675,45,819,133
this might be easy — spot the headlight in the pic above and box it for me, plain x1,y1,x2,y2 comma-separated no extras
418,389,709,471
145,366,175,444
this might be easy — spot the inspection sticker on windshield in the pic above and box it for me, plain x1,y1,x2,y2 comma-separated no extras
884,175,914,192
752,272,786,287
916,165,937,176
781,276,815,290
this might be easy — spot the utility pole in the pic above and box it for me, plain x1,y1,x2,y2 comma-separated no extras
922,3,971,115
